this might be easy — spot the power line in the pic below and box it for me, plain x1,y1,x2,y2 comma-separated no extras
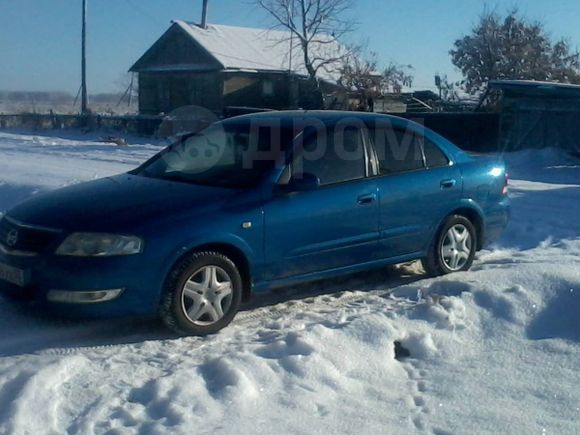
124,0,165,26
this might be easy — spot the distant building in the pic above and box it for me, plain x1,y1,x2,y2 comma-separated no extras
373,91,443,114
130,21,345,115
372,94,409,113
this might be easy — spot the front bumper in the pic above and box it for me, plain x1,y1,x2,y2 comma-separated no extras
0,249,163,318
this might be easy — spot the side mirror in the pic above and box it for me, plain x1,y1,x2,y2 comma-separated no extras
281,172,320,193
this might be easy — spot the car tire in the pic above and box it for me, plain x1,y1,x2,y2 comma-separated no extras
160,251,242,336
422,215,477,276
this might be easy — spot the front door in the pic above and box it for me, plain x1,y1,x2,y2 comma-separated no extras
263,125,379,281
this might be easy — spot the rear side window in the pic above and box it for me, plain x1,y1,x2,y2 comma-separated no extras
370,128,424,175
293,126,366,186
421,137,450,168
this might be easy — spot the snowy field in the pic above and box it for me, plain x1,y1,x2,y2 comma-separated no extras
0,130,579,434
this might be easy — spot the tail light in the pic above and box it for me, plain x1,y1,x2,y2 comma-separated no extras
502,172,509,195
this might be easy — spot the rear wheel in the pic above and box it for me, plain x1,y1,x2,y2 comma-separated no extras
160,251,242,335
422,215,477,276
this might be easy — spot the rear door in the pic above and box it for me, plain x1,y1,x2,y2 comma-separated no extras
263,125,380,280
368,125,462,258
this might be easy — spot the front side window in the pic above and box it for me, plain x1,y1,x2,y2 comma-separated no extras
292,126,366,186
370,128,424,175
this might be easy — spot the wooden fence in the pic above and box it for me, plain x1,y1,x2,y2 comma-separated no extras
0,113,164,136
386,112,500,152
1,111,501,152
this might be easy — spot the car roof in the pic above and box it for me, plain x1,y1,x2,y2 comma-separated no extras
222,110,412,130
216,109,464,161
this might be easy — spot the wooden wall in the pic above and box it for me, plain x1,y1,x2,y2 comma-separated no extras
138,71,332,115
138,72,223,115
223,72,291,109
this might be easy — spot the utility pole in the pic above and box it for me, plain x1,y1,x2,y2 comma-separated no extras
288,0,297,108
81,0,88,114
201,0,209,28
435,74,442,99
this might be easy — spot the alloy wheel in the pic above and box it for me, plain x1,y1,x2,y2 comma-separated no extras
181,265,234,325
441,224,472,271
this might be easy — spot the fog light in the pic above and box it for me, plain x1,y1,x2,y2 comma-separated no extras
47,288,124,304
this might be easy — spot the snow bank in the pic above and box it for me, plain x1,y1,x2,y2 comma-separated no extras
0,134,579,434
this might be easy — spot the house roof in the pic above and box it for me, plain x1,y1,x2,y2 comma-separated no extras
132,20,343,83
489,79,580,98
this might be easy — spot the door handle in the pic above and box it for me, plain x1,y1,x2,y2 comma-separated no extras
357,193,377,205
440,179,456,189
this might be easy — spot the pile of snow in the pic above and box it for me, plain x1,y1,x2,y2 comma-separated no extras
0,132,579,434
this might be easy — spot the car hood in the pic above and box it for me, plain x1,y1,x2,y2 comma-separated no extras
7,174,241,232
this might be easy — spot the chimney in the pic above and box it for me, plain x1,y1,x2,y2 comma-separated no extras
201,0,209,28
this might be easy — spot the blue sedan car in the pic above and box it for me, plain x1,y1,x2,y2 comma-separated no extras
0,111,509,335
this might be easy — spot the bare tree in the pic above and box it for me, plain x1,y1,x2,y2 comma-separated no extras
256,0,355,84
338,48,382,99
382,62,413,94
436,74,459,102
339,44,413,103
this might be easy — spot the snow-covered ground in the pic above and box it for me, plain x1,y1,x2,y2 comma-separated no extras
0,130,578,434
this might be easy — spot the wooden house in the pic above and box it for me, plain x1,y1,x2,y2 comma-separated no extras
130,21,345,115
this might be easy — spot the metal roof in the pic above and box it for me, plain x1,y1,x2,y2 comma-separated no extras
489,80,580,98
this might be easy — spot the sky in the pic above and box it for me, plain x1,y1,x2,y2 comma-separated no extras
1,0,579,94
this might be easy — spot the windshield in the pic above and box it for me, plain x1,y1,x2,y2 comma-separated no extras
135,121,296,188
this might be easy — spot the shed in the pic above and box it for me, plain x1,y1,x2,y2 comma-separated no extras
130,21,345,115
488,80,580,152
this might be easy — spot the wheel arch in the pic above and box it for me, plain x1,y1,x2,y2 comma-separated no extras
190,242,252,302
446,203,485,250
162,239,252,304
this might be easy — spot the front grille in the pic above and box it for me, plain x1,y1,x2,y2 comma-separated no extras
0,216,62,253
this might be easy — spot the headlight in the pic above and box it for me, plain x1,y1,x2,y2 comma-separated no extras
56,233,143,257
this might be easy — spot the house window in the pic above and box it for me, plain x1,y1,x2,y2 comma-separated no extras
262,80,274,97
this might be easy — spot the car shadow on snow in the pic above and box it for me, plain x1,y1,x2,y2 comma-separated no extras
0,263,426,358
0,298,170,357
245,262,425,310
508,160,580,185
503,148,580,184
493,185,580,251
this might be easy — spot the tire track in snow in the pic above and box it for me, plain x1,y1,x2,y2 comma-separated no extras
37,290,423,357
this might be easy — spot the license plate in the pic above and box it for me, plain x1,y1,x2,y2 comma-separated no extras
0,262,25,287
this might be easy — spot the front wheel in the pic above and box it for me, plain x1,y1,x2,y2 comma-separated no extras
160,251,242,336
422,215,477,276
